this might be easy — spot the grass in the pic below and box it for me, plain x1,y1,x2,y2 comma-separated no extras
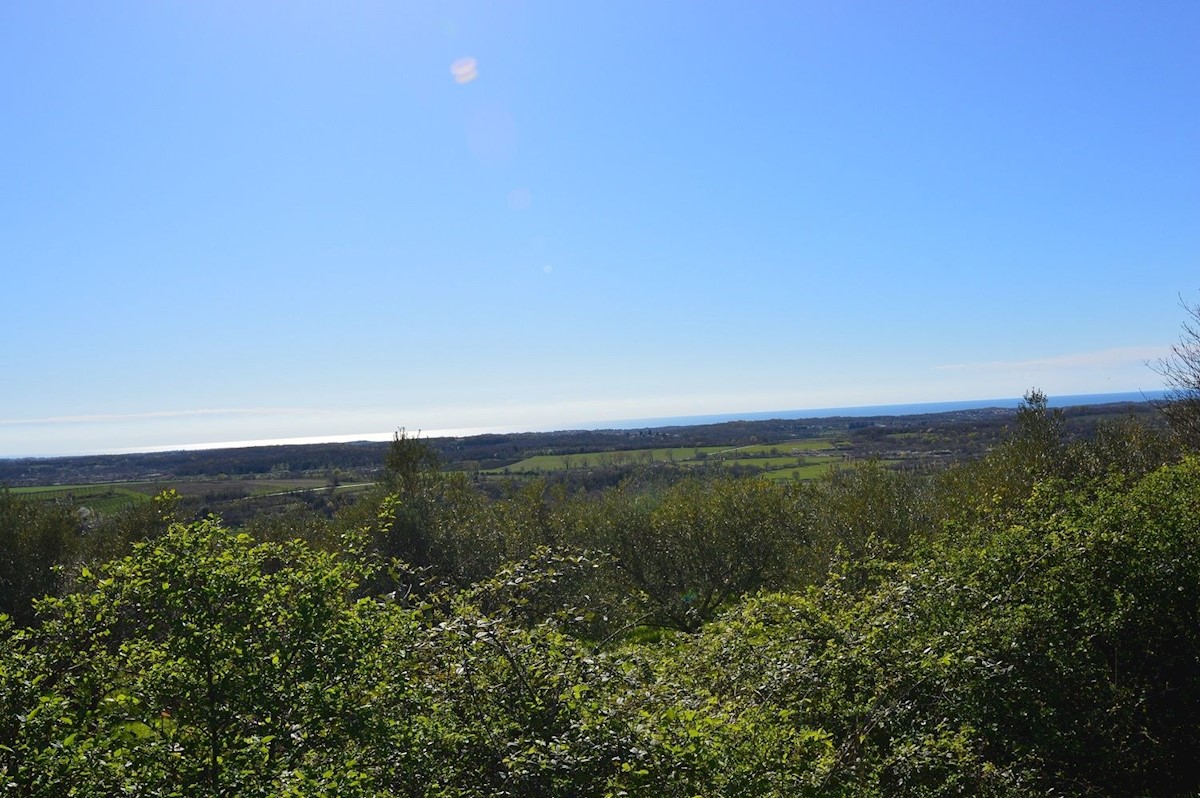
489,446,733,473
762,462,841,481
485,438,841,478
12,484,149,499
12,484,153,513
714,440,835,456
8,477,374,512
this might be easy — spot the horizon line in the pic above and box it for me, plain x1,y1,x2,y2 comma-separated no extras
1,389,1165,461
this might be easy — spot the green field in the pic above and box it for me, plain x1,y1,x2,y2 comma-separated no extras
762,462,841,481
9,478,374,513
713,440,835,456
11,484,153,513
488,446,732,473
485,438,839,477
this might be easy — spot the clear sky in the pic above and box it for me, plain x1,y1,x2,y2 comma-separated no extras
2,1,1197,457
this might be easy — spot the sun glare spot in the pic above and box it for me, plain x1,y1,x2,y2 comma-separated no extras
450,57,478,84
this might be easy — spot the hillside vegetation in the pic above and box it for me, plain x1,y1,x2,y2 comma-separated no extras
1,389,1198,796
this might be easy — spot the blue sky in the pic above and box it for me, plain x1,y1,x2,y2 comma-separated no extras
2,1,1197,457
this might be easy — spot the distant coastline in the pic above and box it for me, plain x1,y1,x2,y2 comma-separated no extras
595,390,1168,431
2,391,1169,459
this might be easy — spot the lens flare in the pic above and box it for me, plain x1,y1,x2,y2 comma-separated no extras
450,57,478,84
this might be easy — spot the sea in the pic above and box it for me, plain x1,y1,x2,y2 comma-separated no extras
63,390,1169,457
592,390,1169,431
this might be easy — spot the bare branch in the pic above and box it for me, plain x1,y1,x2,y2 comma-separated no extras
1151,294,1200,447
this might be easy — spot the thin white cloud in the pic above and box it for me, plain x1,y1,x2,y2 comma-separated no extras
935,346,1168,373
101,428,512,455
0,407,319,426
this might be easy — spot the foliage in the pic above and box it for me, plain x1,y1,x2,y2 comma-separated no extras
647,457,1200,796
0,491,81,627
1153,294,1200,448
0,516,421,796
583,476,805,631
796,460,934,588
403,552,651,797
1073,412,1176,480
383,428,441,494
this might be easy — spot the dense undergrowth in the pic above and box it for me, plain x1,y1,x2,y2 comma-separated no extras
2,394,1198,796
